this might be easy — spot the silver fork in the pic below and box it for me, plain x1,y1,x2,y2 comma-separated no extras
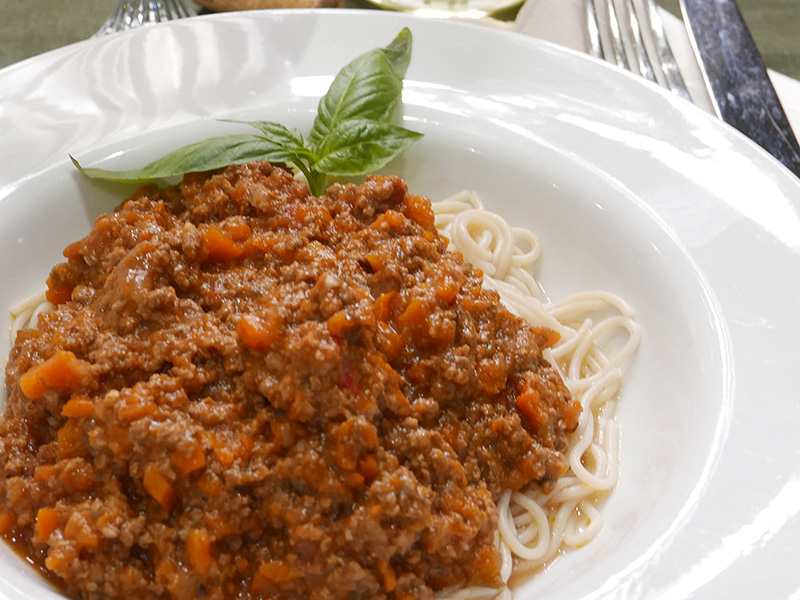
586,0,691,102
94,0,196,37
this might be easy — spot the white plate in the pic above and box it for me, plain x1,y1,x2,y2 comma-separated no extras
1,9,800,600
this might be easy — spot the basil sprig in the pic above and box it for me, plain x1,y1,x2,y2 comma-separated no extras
71,28,421,197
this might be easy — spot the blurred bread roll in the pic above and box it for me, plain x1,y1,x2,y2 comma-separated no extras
195,0,344,9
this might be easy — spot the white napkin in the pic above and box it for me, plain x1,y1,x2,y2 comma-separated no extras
512,0,800,130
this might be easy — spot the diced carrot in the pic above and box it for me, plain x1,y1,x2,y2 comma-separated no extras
384,210,405,228
35,507,60,543
471,543,501,584
186,529,214,574
61,396,94,419
155,557,179,582
19,367,46,402
314,205,332,225
377,558,397,593
229,183,249,204
250,572,267,594
327,311,354,336
235,556,250,573
200,225,244,262
533,326,561,349
196,471,221,497
372,291,396,322
58,459,95,493
250,234,278,253
118,400,157,422
401,194,435,230
515,389,544,429
240,433,255,452
396,298,428,328
96,513,116,532
57,419,84,458
62,239,85,260
63,511,99,550
434,273,461,304
213,446,235,467
345,471,365,488
105,422,132,457
477,360,507,396
295,203,309,224
45,277,73,305
44,550,72,573
405,362,427,385
143,465,176,512
34,464,56,483
369,210,405,231
170,443,206,477
365,253,384,272
376,322,404,362
257,560,300,584
20,350,91,400
222,219,251,242
237,313,281,352
42,351,91,389
239,434,255,458
357,454,380,482
239,239,263,259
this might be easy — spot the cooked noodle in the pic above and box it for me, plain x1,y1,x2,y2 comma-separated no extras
6,189,640,598
433,191,640,598
8,291,54,347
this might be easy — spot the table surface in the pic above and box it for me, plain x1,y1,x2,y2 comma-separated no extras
1,0,799,80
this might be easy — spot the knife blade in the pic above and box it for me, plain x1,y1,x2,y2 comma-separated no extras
679,0,800,178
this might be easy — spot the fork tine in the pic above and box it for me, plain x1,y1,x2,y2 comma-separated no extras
587,0,603,59
603,0,630,70
641,0,692,101
587,0,630,68
586,0,693,103
623,0,657,82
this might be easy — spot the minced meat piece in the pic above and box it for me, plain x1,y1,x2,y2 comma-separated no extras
0,162,579,600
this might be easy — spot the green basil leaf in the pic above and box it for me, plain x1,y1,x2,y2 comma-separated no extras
314,118,423,177
71,28,421,194
381,27,413,79
72,134,297,183
222,120,314,160
307,28,412,150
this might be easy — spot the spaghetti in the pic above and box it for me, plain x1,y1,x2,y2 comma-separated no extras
433,191,640,598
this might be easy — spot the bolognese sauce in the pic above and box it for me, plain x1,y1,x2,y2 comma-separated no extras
0,162,579,600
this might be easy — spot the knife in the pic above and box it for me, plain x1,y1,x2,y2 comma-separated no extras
679,0,800,178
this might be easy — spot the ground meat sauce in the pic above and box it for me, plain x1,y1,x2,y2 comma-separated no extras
0,162,579,600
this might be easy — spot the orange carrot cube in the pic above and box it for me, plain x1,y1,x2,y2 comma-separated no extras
186,529,214,573
237,313,281,352
143,465,176,512
201,225,244,262
34,507,60,543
